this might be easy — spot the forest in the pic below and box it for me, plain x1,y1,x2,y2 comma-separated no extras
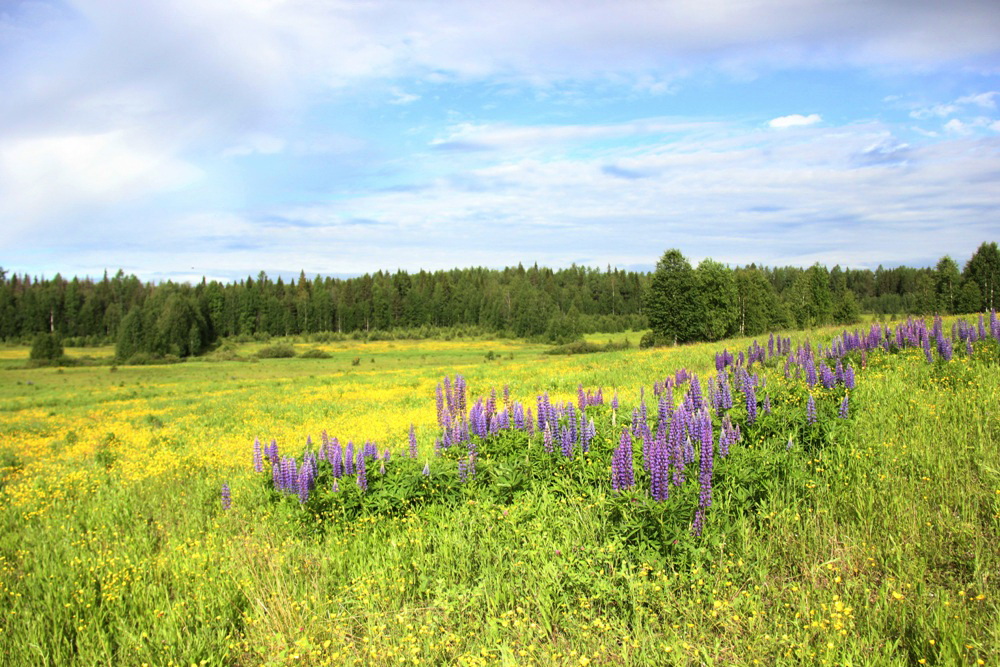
0,241,996,362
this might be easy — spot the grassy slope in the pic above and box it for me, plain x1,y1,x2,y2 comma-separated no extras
0,324,997,665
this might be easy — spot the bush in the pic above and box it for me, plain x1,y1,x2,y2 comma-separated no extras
639,331,661,349
300,348,331,359
257,343,296,359
205,341,248,362
547,339,633,355
123,353,183,366
30,333,64,362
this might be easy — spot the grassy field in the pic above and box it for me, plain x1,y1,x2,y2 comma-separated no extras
1,322,998,665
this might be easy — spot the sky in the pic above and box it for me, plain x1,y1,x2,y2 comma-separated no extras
2,0,1000,284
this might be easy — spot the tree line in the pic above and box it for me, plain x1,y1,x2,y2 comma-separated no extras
643,242,999,345
0,241,996,360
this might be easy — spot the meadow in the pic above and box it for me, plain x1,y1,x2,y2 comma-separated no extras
0,321,998,666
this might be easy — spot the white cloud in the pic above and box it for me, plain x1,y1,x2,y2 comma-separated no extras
431,118,717,151
909,104,959,120
0,130,201,242
389,88,421,105
768,114,822,129
956,91,998,109
222,134,287,157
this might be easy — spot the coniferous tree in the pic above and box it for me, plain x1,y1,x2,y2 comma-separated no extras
964,241,1000,311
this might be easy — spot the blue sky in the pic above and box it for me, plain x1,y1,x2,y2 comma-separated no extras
2,0,999,283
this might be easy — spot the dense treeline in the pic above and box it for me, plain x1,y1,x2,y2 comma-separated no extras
0,264,647,358
643,242,998,345
0,241,996,360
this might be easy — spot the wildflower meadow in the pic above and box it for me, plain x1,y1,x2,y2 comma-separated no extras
1,317,998,665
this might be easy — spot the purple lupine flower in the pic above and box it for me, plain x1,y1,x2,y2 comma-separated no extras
806,395,817,424
657,396,673,433
543,424,555,453
744,380,757,426
253,438,263,473
297,468,312,503
691,410,715,537
422,461,430,476
844,364,856,390
838,394,849,419
265,439,279,465
566,404,577,444
820,363,836,389
649,429,670,501
454,375,467,416
577,384,586,412
668,406,686,486
719,415,735,457
967,337,974,356
331,443,343,478
271,457,282,489
344,441,355,475
536,393,548,431
281,456,298,495
221,483,231,510
436,382,446,427
805,359,817,387
938,338,953,362
383,448,391,462
356,455,368,492
611,391,619,411
331,478,339,492
923,336,933,363
688,375,703,412
611,430,635,491
408,424,418,458
762,392,771,415
719,372,733,411
582,418,595,453
560,427,574,458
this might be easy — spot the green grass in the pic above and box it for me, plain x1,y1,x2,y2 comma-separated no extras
0,321,997,665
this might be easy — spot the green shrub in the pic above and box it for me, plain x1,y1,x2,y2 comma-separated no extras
300,348,331,359
257,343,296,359
29,333,64,362
639,331,661,348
